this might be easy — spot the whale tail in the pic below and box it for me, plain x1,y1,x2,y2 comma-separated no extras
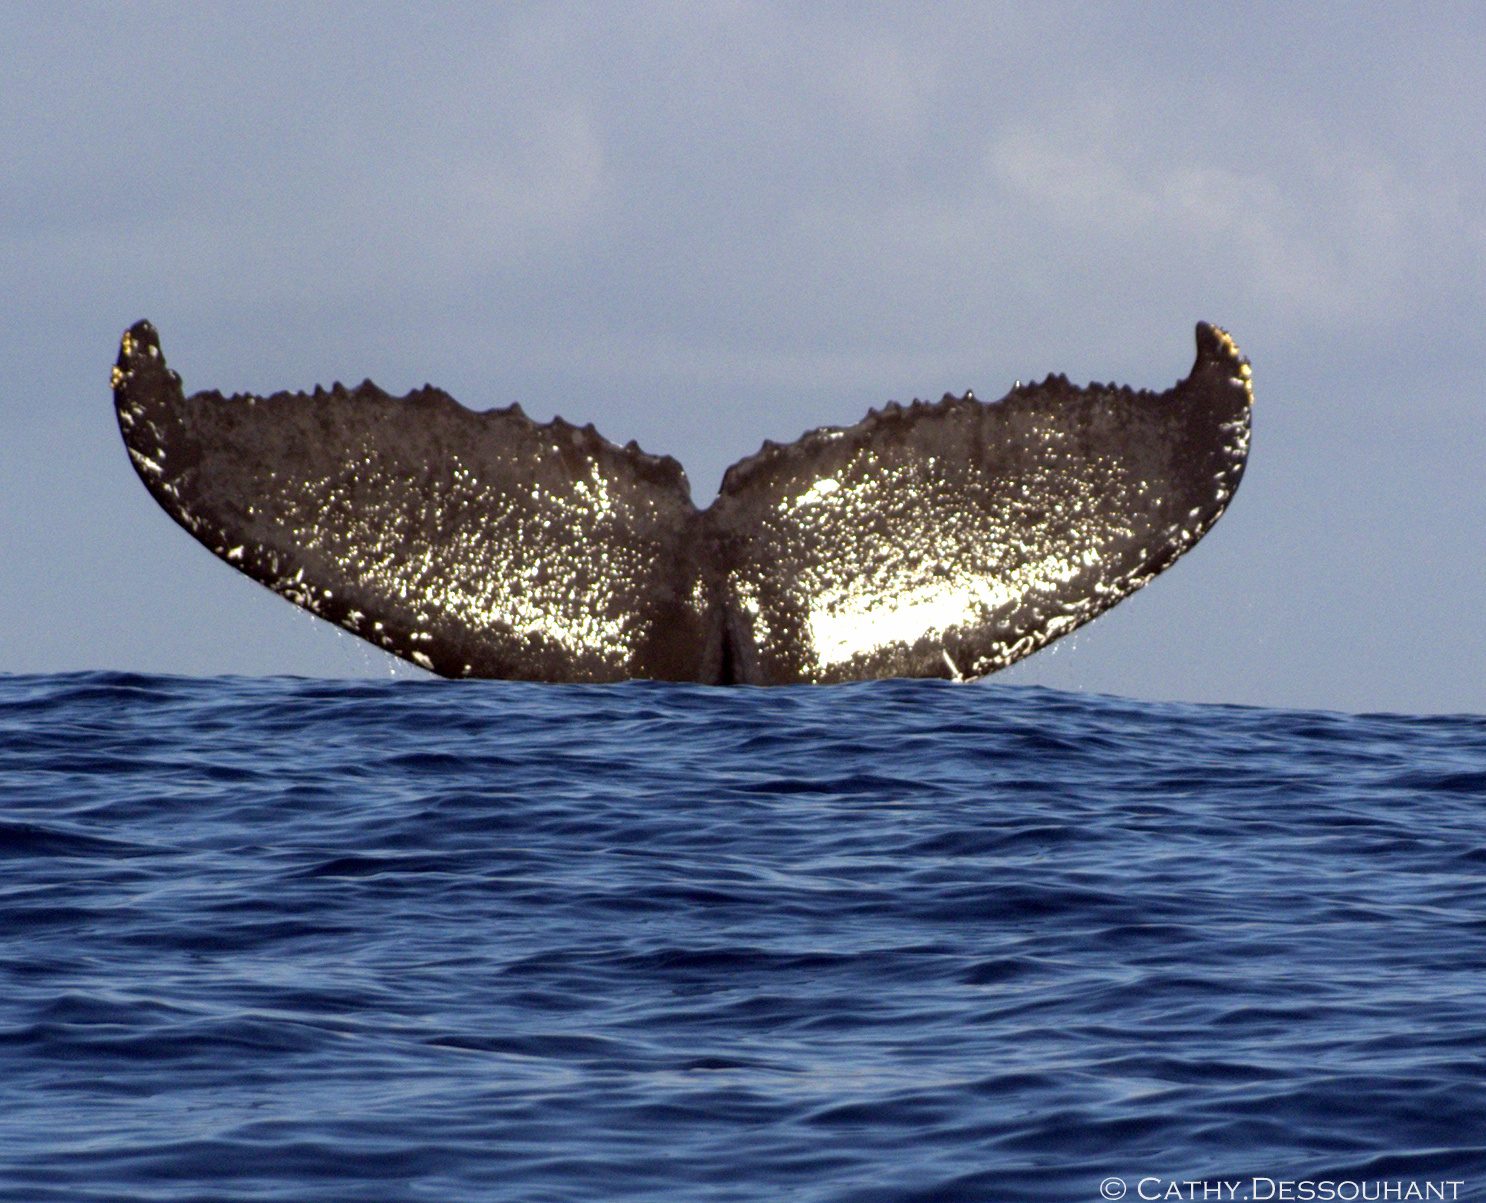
113,321,1251,684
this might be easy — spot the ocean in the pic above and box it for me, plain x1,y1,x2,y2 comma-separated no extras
2,672,1484,1202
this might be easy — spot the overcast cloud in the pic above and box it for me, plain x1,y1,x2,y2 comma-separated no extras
4,2,1483,712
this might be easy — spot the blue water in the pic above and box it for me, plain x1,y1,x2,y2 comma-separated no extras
2,673,1484,1202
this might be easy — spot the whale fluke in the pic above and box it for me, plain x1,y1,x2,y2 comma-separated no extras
113,321,1251,684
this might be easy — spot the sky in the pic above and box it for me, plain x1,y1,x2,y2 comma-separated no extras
3,2,1484,714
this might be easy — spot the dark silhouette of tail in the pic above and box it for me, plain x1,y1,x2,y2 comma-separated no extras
113,321,1251,683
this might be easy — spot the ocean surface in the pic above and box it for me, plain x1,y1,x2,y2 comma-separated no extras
2,672,1485,1202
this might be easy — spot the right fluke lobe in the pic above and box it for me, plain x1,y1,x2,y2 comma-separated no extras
113,322,1252,684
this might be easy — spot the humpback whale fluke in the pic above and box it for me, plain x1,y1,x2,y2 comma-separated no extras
113,321,1251,684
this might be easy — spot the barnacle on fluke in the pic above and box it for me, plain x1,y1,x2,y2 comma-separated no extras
113,321,1251,684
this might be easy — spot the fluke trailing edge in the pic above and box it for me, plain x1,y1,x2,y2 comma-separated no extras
112,322,1252,684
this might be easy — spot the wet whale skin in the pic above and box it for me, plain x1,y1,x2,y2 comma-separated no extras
112,321,1252,684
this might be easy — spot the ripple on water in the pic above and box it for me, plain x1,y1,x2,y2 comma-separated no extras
0,672,1483,1200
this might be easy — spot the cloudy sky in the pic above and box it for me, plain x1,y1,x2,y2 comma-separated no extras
4,2,1483,713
